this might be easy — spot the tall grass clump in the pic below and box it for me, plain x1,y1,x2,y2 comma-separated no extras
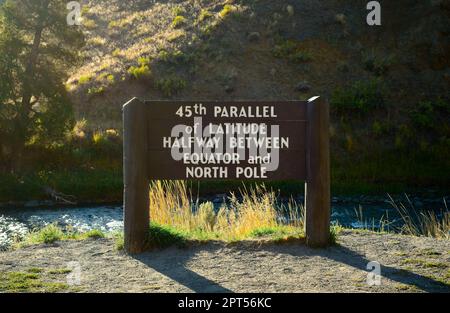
24,224,64,244
149,181,304,241
388,194,449,239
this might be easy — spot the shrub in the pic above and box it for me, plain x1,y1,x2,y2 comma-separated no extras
156,76,187,96
28,224,64,244
198,9,213,23
82,229,105,239
362,50,394,76
112,48,122,57
410,99,449,130
87,86,105,96
78,74,92,85
158,49,190,65
128,64,151,80
128,57,152,80
220,5,237,18
108,19,131,30
331,79,386,115
106,74,115,84
87,36,106,47
272,40,312,63
82,19,97,30
171,6,185,17
171,15,186,28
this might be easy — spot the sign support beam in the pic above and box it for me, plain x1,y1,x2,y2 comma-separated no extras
305,96,331,247
123,97,149,253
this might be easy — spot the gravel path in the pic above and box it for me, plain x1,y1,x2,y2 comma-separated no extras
0,230,449,293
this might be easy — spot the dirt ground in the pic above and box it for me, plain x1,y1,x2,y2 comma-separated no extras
0,230,449,293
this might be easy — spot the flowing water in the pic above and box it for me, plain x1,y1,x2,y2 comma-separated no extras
0,195,447,250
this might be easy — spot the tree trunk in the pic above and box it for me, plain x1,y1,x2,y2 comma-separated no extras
14,0,49,171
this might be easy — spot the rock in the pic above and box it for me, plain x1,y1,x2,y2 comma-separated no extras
295,81,311,93
247,32,261,42
270,68,276,76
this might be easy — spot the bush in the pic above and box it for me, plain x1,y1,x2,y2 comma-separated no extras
362,50,394,76
29,224,64,244
220,5,237,18
171,15,186,28
128,57,152,80
197,9,213,23
156,76,187,96
87,86,105,96
272,40,312,63
331,79,386,115
128,64,151,80
410,99,449,130
78,74,92,85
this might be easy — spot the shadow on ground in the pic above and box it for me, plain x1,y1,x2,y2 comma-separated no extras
132,241,449,293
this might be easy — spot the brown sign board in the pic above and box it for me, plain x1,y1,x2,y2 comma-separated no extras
146,101,307,180
123,97,331,253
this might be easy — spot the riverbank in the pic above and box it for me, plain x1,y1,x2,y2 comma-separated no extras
1,147,449,204
0,230,448,293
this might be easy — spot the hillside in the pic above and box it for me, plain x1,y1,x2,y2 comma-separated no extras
1,0,448,202
69,0,449,130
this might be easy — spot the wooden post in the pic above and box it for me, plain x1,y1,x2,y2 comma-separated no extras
123,97,149,253
305,96,331,247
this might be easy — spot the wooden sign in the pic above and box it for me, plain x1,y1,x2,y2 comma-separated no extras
123,97,330,253
146,101,307,181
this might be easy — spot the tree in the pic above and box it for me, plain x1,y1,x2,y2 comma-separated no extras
0,0,84,171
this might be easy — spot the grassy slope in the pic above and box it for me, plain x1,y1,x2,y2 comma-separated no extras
69,0,448,127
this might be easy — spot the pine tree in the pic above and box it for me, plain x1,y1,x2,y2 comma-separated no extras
0,0,84,171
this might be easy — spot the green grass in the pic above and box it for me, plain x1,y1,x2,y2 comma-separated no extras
146,223,188,249
16,225,106,248
78,74,92,85
113,231,124,251
197,9,213,23
48,269,72,275
155,76,187,96
329,224,344,245
219,5,237,18
144,223,305,249
82,229,105,239
25,224,64,244
171,15,187,28
128,64,151,80
401,258,449,269
273,40,312,63
0,271,69,293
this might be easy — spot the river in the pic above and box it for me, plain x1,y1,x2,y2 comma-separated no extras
0,194,447,250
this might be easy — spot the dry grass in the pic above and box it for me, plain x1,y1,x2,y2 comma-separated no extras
149,181,304,241
388,194,449,239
